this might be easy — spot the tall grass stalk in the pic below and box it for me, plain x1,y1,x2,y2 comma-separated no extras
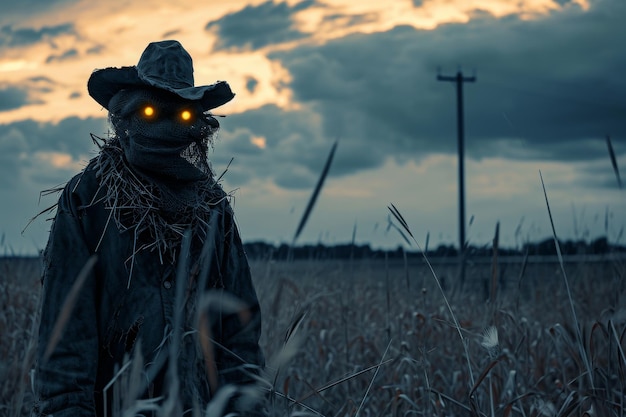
354,340,391,417
103,360,132,417
388,203,476,387
606,135,622,189
384,251,391,344
11,291,40,417
295,358,394,404
539,171,595,390
402,246,410,291
345,221,357,397
292,139,338,246
269,308,308,412
609,320,626,367
514,249,529,314
490,221,500,307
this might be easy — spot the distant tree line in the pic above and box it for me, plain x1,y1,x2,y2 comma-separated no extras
243,236,626,261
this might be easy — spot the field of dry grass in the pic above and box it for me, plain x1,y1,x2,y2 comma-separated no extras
1,253,625,416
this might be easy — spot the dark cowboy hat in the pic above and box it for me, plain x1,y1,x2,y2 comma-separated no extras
87,40,234,111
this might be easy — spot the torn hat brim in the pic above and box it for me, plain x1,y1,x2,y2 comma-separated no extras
87,66,235,111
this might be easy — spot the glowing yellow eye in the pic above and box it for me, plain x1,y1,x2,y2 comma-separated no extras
181,110,192,121
143,106,155,117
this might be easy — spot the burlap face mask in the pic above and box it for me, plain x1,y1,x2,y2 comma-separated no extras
108,88,220,182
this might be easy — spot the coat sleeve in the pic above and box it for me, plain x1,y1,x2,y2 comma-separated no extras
213,205,267,416
32,178,99,417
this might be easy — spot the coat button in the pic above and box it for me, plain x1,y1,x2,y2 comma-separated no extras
163,280,172,289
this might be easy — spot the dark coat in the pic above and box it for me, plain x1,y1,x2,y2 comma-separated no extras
32,161,266,417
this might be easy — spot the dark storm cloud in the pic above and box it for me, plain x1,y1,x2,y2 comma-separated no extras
553,0,577,6
28,77,56,95
0,79,59,111
0,117,106,166
215,104,341,189
28,76,55,83
205,0,316,51
216,103,386,190
264,0,625,179
0,86,32,111
245,76,259,93
225,105,320,158
162,29,181,38
0,117,107,188
45,48,78,63
273,168,315,189
86,44,105,55
0,128,29,187
0,23,75,48
0,0,75,16
221,129,266,157
321,12,378,28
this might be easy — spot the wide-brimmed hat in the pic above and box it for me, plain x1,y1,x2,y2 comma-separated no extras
88,40,234,111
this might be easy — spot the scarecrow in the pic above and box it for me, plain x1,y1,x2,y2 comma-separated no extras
32,40,266,417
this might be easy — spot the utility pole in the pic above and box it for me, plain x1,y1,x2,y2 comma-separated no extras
437,69,476,288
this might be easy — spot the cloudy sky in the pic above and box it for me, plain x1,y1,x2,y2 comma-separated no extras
1,0,624,255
